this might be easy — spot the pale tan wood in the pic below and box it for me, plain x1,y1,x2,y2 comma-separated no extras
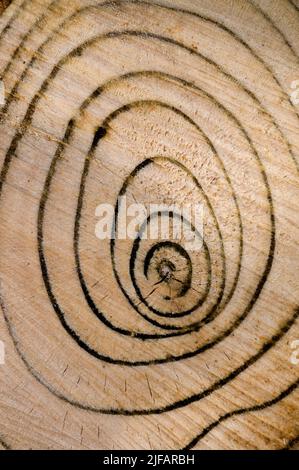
0,0,298,450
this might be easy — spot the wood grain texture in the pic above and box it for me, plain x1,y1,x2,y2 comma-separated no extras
0,0,298,450
0,1,11,15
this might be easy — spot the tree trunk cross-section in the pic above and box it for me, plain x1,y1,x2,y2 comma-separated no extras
0,0,298,450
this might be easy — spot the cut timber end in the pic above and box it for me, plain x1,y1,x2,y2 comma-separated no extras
0,0,298,450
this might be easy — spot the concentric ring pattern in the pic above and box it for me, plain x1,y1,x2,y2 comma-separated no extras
0,0,298,450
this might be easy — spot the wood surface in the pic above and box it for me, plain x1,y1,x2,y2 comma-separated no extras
0,0,298,450
0,2,11,15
